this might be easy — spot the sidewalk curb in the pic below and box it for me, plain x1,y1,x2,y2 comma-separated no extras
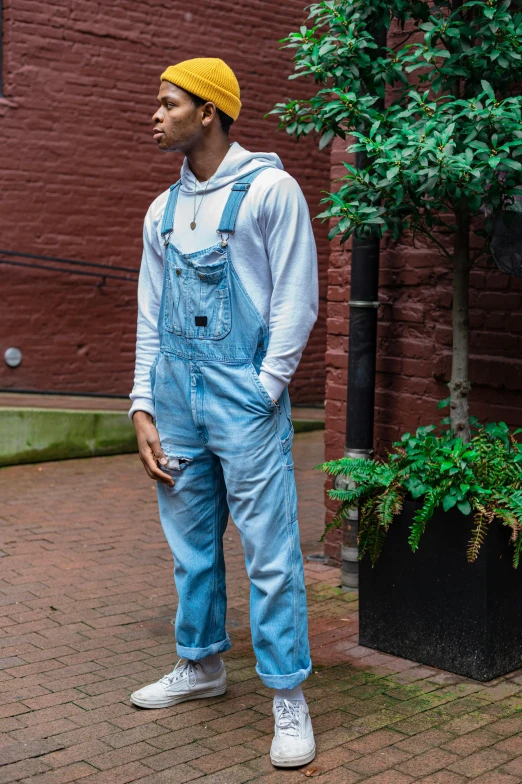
0,407,324,466
0,407,138,466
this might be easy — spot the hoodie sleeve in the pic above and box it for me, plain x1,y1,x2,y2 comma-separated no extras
128,201,164,420
257,175,319,401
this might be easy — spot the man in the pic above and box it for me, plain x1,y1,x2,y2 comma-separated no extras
129,57,318,768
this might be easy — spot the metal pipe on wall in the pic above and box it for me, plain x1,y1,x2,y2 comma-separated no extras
339,21,387,589
341,214,381,589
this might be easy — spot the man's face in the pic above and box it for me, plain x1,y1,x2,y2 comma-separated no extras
152,81,204,152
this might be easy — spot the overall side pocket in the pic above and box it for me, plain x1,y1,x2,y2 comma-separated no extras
247,363,277,413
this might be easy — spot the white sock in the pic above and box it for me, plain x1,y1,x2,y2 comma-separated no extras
275,685,305,702
199,653,222,674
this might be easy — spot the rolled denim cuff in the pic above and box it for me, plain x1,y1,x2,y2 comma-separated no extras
176,634,232,661
255,659,312,689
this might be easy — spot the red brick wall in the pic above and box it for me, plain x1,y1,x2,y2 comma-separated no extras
324,137,522,563
0,0,328,404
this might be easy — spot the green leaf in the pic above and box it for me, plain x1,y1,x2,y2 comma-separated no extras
457,501,472,515
319,129,335,151
503,159,522,170
481,80,496,101
469,194,482,212
443,494,458,511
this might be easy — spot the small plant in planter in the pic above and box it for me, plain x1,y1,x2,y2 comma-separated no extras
320,412,522,567
318,413,522,680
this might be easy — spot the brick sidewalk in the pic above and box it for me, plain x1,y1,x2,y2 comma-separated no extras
1,431,522,784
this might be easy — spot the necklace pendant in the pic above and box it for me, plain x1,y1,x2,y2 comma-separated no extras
190,221,196,230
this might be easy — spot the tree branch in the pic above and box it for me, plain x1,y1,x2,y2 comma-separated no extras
392,30,417,50
419,228,454,259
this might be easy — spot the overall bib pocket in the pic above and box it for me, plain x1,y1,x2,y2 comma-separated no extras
164,253,231,340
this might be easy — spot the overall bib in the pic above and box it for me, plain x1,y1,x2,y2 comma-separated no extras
151,166,312,689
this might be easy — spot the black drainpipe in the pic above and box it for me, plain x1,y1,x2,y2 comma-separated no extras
339,24,387,590
340,192,381,589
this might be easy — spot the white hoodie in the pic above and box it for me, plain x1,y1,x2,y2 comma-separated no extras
129,142,318,420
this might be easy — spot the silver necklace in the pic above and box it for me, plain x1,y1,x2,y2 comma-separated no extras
191,175,212,230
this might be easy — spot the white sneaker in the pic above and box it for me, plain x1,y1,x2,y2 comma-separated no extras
130,658,227,709
270,698,316,767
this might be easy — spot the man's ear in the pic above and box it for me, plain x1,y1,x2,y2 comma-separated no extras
201,101,217,128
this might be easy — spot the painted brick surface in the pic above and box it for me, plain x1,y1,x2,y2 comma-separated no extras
0,0,328,404
324,131,522,563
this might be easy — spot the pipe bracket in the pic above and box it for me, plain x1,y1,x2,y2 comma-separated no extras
344,448,374,459
348,300,380,308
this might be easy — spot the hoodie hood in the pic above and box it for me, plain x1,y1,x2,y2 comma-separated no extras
179,141,283,194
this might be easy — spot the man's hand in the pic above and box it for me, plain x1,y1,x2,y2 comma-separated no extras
132,411,175,487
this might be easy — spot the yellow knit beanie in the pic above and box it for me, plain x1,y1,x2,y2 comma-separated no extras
160,58,241,121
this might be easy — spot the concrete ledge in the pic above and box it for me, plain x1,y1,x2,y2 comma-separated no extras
0,408,138,466
0,406,324,466
293,419,325,434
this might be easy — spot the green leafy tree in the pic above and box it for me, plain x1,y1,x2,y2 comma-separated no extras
272,0,522,443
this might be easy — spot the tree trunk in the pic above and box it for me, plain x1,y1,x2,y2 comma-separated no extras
450,201,471,443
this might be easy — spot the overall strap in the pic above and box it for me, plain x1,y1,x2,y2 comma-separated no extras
217,166,273,235
160,180,182,242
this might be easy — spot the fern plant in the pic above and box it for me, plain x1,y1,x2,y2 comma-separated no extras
319,411,522,567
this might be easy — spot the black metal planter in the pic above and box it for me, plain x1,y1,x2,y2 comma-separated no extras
359,499,522,681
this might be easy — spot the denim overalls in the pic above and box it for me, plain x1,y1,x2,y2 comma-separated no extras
151,166,312,689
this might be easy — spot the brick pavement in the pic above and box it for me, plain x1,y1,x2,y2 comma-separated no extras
1,430,522,783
